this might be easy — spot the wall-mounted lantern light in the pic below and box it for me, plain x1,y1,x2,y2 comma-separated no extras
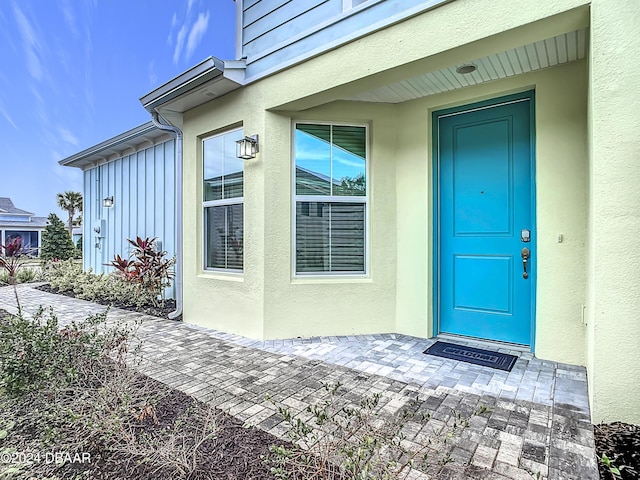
235,134,259,160
103,196,114,208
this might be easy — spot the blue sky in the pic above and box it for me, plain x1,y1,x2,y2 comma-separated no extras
0,0,236,221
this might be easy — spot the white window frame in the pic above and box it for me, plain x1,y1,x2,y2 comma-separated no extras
202,127,244,273
292,121,370,278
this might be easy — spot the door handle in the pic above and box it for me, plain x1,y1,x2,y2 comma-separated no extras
521,247,530,279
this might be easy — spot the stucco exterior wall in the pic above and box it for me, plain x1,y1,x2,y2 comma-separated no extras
176,0,640,423
392,60,588,365
181,59,588,359
262,102,399,339
587,0,640,424
181,90,266,338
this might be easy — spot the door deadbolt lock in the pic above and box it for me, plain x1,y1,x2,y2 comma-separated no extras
521,229,530,242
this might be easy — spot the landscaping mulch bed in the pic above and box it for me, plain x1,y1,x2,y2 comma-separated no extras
594,422,640,480
52,379,282,480
0,306,283,479
35,283,182,321
9,289,640,479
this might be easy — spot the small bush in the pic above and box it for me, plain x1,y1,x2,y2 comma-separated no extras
0,265,41,287
0,307,136,398
16,266,41,283
0,307,226,479
43,260,156,307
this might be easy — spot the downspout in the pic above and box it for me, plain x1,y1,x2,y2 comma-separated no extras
151,112,183,320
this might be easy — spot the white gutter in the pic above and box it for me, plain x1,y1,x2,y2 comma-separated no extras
151,112,183,320
140,56,245,321
140,57,225,113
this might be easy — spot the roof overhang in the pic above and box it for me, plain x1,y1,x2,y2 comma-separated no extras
59,121,171,170
0,220,45,229
139,56,245,125
271,7,589,112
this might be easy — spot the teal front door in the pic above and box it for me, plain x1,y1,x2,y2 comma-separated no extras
435,93,535,346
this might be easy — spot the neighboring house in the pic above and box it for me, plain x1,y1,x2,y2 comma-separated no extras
72,225,83,247
61,0,640,425
59,122,177,299
0,197,46,256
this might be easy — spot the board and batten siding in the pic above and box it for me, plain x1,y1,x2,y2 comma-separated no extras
241,0,451,81
83,138,176,299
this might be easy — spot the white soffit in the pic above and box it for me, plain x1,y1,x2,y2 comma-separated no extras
345,29,588,103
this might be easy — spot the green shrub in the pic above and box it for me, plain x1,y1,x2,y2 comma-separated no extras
43,260,155,307
1,267,41,286
16,266,41,283
40,213,76,262
0,307,224,479
0,307,137,398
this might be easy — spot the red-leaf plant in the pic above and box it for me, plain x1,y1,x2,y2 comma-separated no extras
108,237,175,307
1,236,26,312
0,237,24,283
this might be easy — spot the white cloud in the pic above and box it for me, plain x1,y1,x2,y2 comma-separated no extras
58,127,79,146
30,85,50,127
148,61,158,87
185,11,209,61
0,104,18,131
167,12,178,46
172,24,187,64
59,0,79,37
83,26,95,114
334,156,366,168
52,161,82,188
13,2,44,81
171,1,210,65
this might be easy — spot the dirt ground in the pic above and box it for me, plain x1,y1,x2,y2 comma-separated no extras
594,422,639,480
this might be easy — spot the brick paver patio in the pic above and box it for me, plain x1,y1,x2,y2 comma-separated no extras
0,285,599,479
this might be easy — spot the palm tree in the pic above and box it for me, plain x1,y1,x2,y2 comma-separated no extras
56,191,83,238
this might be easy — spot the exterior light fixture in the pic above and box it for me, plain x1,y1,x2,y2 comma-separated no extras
456,64,477,75
103,196,114,208
235,134,259,160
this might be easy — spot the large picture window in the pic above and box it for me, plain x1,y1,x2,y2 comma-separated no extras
203,128,244,271
294,123,367,274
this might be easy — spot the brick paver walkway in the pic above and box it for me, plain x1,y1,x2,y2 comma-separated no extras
0,285,599,480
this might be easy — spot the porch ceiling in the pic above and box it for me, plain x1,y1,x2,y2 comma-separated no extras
342,28,588,103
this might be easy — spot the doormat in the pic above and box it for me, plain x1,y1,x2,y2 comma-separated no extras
423,341,518,371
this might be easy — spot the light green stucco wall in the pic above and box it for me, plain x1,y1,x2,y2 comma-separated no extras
393,61,589,367
181,59,589,361
587,0,640,425
262,102,399,339
181,90,267,339
175,0,640,423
